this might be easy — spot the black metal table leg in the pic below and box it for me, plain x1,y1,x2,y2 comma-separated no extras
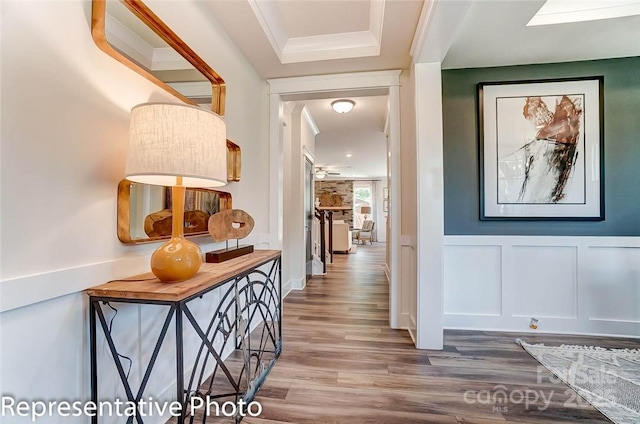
90,300,98,424
176,303,184,424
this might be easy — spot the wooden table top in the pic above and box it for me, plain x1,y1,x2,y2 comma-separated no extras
86,250,281,302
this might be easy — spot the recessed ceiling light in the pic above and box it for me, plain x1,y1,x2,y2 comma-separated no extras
331,99,355,114
527,0,640,26
345,153,353,158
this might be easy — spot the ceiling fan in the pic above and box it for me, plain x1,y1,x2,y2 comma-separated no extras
315,167,340,179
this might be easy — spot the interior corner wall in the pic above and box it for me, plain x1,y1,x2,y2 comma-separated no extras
441,57,640,337
0,1,270,420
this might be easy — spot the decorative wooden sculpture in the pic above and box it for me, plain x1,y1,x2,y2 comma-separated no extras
206,209,255,262
208,209,254,241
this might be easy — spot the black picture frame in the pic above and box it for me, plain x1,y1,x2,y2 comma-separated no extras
477,76,604,221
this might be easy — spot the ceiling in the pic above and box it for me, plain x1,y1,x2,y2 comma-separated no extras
200,0,640,179
204,0,424,79
304,95,389,179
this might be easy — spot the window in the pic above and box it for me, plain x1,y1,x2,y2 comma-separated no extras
353,182,372,229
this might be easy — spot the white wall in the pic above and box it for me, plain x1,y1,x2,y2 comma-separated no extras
0,1,269,421
414,63,445,350
281,104,316,293
399,68,417,335
444,236,640,337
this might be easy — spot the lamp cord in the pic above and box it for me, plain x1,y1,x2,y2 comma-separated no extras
98,277,157,378
104,302,133,379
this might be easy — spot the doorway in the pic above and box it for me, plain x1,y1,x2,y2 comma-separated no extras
267,70,402,330
304,156,313,283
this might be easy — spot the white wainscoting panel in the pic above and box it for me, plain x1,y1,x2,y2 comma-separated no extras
587,247,640,323
444,245,502,316
511,245,577,319
444,236,640,337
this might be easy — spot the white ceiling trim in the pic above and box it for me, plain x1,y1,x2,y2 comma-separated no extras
282,31,380,63
409,0,436,61
411,0,473,64
247,0,288,60
248,0,386,64
302,106,320,136
268,70,401,95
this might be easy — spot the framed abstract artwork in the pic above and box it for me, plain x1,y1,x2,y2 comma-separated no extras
478,76,604,220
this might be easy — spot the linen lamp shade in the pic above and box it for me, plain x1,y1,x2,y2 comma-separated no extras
126,103,227,188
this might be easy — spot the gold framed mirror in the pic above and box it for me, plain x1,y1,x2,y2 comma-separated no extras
117,179,232,244
92,0,225,113
92,0,241,181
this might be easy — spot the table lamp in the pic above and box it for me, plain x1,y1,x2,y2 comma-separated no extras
360,206,372,220
126,103,227,282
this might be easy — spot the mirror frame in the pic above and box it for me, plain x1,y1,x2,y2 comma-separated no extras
92,0,226,114
92,0,241,181
117,179,233,244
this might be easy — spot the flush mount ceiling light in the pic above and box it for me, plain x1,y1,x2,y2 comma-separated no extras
315,169,327,179
331,99,355,114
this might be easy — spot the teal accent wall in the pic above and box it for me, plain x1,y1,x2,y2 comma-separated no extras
443,56,640,236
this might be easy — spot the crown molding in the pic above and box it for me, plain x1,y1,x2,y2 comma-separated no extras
249,0,386,64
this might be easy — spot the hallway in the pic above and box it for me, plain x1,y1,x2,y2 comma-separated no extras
247,243,629,423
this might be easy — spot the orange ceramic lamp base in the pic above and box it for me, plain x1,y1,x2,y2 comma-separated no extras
151,184,202,282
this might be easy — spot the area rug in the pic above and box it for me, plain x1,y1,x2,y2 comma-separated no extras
517,339,640,424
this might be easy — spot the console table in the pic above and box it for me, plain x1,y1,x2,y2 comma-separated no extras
87,250,282,423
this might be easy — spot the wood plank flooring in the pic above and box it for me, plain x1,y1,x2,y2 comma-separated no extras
245,243,638,423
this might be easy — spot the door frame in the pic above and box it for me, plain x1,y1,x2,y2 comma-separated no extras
267,70,402,328
303,149,314,283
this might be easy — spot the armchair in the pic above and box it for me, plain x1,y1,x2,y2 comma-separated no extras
354,220,375,245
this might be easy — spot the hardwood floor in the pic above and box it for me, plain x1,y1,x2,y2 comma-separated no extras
245,243,637,423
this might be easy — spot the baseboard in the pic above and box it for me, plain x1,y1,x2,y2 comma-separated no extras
407,315,417,344
282,279,293,298
443,316,640,339
444,325,640,339
287,278,305,292
397,312,411,330
312,257,325,276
